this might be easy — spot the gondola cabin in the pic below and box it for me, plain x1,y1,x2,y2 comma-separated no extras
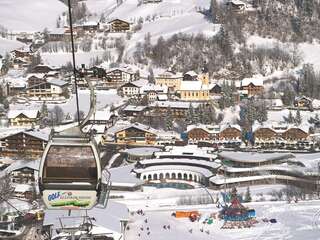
39,135,102,210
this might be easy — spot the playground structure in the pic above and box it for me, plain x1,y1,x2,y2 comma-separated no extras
220,187,258,229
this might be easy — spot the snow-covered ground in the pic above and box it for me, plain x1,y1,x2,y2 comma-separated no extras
0,0,66,32
123,200,320,240
41,50,107,67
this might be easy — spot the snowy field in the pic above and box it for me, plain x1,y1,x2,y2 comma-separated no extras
0,0,66,32
41,50,107,67
123,200,320,240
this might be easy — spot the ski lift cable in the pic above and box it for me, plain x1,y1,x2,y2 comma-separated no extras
67,0,81,126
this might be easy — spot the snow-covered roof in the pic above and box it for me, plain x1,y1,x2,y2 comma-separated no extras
123,105,147,112
109,164,143,187
7,109,39,119
155,145,217,160
26,73,46,79
220,124,241,132
227,0,246,6
140,83,168,94
139,158,221,169
156,130,180,140
130,79,148,87
156,70,183,78
106,66,134,75
184,71,198,77
218,151,294,163
2,160,39,175
0,129,49,141
114,122,158,135
210,174,313,185
241,78,263,87
11,48,30,53
223,162,306,175
46,78,68,87
108,18,129,24
295,96,312,102
187,124,220,134
81,21,99,27
125,147,161,156
294,152,320,170
149,101,200,109
25,129,50,141
179,81,209,91
253,122,310,134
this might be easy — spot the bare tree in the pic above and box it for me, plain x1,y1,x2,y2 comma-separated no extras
0,174,13,203
49,106,65,125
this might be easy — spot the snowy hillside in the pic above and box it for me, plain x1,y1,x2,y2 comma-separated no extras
108,0,210,22
247,36,320,71
103,0,219,59
85,0,118,17
0,0,66,32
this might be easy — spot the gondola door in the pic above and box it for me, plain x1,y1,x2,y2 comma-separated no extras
39,140,101,210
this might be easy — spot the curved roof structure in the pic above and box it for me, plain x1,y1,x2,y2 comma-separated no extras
138,158,220,169
218,151,294,164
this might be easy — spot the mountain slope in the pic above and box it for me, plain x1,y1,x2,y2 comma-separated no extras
0,0,66,32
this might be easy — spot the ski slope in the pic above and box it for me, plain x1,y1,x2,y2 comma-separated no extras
119,198,320,240
0,0,66,32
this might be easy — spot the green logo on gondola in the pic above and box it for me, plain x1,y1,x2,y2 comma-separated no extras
48,192,91,208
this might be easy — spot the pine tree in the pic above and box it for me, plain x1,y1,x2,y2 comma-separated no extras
1,53,11,75
147,67,155,83
165,107,173,130
210,0,219,22
187,103,195,124
256,102,268,124
303,0,314,19
295,108,302,125
287,111,294,124
218,26,233,60
244,187,252,202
